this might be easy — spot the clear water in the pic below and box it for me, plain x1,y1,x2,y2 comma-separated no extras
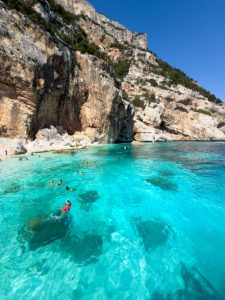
0,142,225,300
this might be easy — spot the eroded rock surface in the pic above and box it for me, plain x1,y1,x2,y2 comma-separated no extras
0,0,224,155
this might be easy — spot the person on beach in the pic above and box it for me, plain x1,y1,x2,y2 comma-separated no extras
61,200,72,213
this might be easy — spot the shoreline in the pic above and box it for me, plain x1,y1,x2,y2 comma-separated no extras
0,140,96,161
1,136,224,161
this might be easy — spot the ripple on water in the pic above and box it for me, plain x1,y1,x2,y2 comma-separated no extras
145,176,178,191
134,218,171,251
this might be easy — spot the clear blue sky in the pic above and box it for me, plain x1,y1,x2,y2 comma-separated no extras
88,0,225,102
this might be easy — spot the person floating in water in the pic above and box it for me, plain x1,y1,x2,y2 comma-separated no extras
61,200,72,213
66,186,76,191
48,179,54,187
74,170,84,176
56,179,63,186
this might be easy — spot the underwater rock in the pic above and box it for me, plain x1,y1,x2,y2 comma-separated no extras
135,219,170,251
79,190,100,203
158,170,175,177
28,216,47,231
151,264,222,300
79,190,100,211
145,176,178,191
4,183,21,194
53,149,76,154
179,263,221,300
19,213,72,250
58,217,114,265
151,291,164,300
60,233,103,265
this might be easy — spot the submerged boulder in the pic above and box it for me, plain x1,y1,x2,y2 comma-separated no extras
79,190,100,211
134,218,171,251
19,212,72,250
145,176,178,191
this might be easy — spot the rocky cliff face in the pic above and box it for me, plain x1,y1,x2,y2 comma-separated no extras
0,0,133,143
56,0,148,50
122,49,225,141
0,0,224,147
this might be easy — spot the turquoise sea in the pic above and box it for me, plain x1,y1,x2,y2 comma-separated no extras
0,142,225,300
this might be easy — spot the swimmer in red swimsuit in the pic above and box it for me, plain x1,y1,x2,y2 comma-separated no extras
61,200,72,213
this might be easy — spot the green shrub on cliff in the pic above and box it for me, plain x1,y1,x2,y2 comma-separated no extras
143,92,157,104
48,0,77,24
110,42,130,51
149,78,158,87
2,0,37,10
191,108,212,116
133,96,145,108
155,59,222,104
122,90,129,101
3,0,106,61
74,40,108,60
109,60,131,80
2,0,57,34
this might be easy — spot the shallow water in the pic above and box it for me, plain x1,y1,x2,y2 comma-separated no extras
0,142,225,299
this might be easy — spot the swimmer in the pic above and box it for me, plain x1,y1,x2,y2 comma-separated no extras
74,170,84,176
66,186,76,191
61,200,72,214
48,179,54,187
56,179,63,186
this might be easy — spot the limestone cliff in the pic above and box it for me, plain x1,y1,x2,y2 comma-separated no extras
0,0,224,149
0,0,133,144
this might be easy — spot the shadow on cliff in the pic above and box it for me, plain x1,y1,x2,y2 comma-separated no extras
30,52,88,138
108,97,134,143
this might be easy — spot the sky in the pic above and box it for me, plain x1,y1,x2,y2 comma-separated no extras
88,0,225,102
